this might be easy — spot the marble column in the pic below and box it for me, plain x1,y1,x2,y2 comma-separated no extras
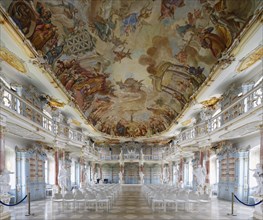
260,125,263,164
119,163,123,184
80,158,84,184
205,149,210,184
0,114,11,219
0,114,7,174
179,158,184,182
200,150,204,166
54,149,59,186
169,161,172,185
161,163,164,184
99,163,102,180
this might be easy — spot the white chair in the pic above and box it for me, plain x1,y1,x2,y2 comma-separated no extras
199,193,210,204
164,193,177,212
63,191,75,209
175,191,188,211
74,191,86,210
52,193,63,208
85,192,97,211
187,192,199,211
152,192,165,212
96,192,110,212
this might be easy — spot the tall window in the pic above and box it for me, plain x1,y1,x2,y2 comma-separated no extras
209,155,218,185
71,159,76,185
47,157,55,185
189,160,193,187
5,146,16,189
45,159,48,183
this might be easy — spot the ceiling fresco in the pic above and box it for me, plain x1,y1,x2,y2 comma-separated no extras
1,0,259,138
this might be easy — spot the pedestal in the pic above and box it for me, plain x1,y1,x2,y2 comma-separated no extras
0,196,12,220
252,196,263,220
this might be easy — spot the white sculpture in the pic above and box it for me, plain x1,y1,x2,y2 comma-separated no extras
163,166,169,184
250,163,263,196
173,166,180,186
0,169,13,218
194,165,207,186
93,172,98,183
0,169,13,194
139,171,144,184
58,164,70,192
119,171,123,184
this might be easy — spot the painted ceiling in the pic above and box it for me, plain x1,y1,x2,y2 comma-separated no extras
1,0,259,138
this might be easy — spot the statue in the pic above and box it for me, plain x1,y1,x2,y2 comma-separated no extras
119,171,123,184
0,169,13,216
139,171,144,184
194,165,207,187
93,172,98,183
250,163,263,196
0,169,13,195
163,166,169,184
58,164,70,193
173,166,180,187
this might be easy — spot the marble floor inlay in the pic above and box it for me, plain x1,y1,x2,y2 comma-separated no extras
5,185,255,219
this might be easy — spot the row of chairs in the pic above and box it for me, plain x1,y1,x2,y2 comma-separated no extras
143,185,211,212
52,184,121,212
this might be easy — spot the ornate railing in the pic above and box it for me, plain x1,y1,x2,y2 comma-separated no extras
0,83,84,143
178,84,262,143
1,81,262,148
100,154,120,161
123,154,140,160
143,155,162,161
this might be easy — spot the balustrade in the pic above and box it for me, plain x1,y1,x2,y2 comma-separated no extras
143,155,162,161
1,81,262,147
100,155,120,161
0,83,84,143
178,84,262,143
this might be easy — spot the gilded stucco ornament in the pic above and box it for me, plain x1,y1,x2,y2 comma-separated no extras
0,47,26,73
200,97,222,110
237,46,263,72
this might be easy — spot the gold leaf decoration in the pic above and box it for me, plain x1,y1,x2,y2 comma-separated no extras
237,46,263,72
0,47,26,73
181,119,192,126
200,97,221,109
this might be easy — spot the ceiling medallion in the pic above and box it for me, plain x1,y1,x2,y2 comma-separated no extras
237,45,263,72
0,47,26,73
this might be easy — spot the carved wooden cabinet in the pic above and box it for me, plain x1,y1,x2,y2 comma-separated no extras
16,145,46,202
217,143,249,201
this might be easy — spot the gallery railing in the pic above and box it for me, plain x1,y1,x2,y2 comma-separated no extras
178,84,262,143
1,82,262,146
0,83,84,143
143,155,162,161
100,154,120,161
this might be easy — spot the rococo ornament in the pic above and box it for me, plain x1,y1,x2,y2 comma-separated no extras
0,47,26,73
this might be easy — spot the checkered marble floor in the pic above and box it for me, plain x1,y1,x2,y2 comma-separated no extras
5,185,255,220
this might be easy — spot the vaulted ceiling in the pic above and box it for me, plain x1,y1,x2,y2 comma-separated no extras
1,0,260,139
